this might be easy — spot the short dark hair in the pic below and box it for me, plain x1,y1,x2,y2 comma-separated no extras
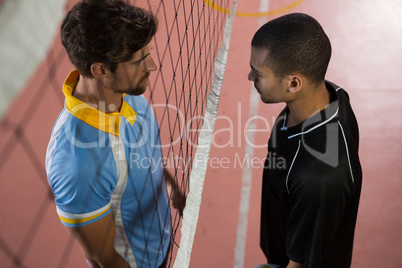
251,13,331,85
61,0,157,78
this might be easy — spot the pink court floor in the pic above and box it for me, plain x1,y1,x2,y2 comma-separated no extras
1,0,401,267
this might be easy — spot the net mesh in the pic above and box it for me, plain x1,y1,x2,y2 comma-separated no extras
0,0,231,267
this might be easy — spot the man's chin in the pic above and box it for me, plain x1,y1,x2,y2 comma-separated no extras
126,86,147,96
260,95,274,104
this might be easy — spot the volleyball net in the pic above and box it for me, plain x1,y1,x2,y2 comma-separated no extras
0,0,236,267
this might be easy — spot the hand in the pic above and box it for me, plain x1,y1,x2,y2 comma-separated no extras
165,170,186,216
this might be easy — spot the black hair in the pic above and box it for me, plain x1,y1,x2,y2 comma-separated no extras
252,13,331,85
61,0,157,77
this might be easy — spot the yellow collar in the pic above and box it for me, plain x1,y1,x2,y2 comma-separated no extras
62,70,137,136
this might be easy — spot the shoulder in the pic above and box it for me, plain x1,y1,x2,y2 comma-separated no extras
124,95,157,126
47,110,114,176
47,128,117,219
123,95,160,139
124,95,152,116
287,143,356,202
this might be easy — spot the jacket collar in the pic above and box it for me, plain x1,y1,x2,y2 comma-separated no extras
62,70,137,136
280,81,339,139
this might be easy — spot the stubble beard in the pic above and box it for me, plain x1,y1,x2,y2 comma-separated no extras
126,84,147,96
114,73,150,96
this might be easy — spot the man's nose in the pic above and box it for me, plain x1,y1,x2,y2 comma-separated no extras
248,70,255,82
145,56,157,72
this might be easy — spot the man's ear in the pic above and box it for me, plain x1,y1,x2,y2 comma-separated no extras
90,63,107,79
287,75,302,93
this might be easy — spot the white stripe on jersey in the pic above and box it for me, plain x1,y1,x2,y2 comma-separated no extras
110,133,137,268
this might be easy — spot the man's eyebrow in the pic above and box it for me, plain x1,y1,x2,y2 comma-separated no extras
133,53,150,63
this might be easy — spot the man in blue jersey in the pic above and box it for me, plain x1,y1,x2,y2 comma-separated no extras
248,14,362,268
46,1,184,267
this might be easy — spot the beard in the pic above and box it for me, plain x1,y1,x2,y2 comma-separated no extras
125,83,147,96
113,72,150,96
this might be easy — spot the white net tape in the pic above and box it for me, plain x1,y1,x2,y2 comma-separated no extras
173,1,238,267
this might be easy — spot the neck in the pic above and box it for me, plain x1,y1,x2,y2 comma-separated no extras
286,81,329,127
73,76,123,113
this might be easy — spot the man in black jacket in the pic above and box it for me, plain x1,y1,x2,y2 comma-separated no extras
248,13,362,268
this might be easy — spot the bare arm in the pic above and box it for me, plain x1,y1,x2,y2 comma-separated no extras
66,211,130,268
286,260,307,268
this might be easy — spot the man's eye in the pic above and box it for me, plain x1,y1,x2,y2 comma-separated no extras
132,53,151,65
131,59,143,65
